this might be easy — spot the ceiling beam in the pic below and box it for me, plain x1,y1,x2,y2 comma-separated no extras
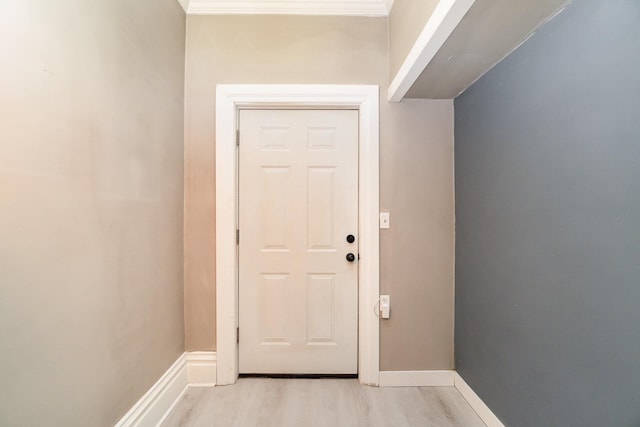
388,0,475,102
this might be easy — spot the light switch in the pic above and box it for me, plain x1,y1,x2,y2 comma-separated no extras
380,212,390,229
380,295,390,319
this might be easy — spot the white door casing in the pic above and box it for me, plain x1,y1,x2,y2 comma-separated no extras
215,85,379,385
238,109,359,374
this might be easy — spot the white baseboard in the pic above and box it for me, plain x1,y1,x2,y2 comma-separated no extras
115,353,189,427
379,370,505,426
454,372,505,427
116,358,503,427
116,351,217,427
379,370,455,387
187,351,217,386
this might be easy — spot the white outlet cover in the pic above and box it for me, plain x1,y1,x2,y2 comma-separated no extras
380,295,390,318
380,212,390,229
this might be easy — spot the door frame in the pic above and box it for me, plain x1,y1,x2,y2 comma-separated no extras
215,84,380,386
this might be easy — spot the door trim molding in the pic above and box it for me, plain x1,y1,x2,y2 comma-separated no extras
216,84,380,386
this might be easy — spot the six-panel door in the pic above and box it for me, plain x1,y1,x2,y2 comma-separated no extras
238,109,359,374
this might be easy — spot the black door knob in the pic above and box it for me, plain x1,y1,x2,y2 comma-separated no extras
346,234,355,243
346,253,356,262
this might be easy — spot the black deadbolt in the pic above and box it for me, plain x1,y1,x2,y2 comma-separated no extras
346,253,356,262
346,234,356,243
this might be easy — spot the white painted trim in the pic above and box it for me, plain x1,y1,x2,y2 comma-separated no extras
116,352,217,427
454,372,506,427
216,84,380,386
378,370,505,426
379,370,455,387
387,0,476,102
187,0,387,16
177,0,190,12
382,0,394,13
115,354,189,427
187,351,217,386
116,355,503,427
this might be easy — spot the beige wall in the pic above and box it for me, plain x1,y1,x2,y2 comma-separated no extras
379,99,455,370
0,1,185,425
389,0,440,80
184,15,387,351
184,15,454,370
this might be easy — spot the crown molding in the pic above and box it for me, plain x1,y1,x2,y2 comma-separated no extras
177,0,189,12
185,0,388,16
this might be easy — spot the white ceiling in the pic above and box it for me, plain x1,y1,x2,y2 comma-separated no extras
178,0,393,16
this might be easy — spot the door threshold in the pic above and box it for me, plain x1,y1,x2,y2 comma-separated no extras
239,373,358,379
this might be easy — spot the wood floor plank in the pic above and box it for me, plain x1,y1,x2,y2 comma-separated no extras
418,387,487,427
161,378,486,427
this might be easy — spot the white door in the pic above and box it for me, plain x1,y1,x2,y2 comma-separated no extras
238,109,359,374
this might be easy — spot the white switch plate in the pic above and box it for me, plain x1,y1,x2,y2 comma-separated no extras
380,212,390,229
380,295,390,319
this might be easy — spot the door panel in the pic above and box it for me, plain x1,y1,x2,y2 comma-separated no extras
239,109,358,374
259,273,289,343
260,167,290,250
307,167,336,250
307,273,336,343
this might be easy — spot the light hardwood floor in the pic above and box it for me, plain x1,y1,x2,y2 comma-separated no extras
162,378,486,427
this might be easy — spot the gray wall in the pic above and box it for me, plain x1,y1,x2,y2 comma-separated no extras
454,0,640,426
0,1,185,425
